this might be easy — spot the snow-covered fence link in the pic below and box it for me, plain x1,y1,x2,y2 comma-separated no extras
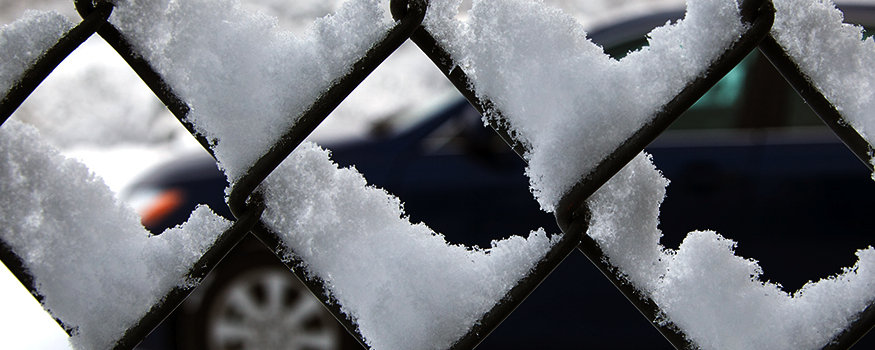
404,0,777,347
0,114,262,349
0,2,110,124
2,0,875,349
0,2,109,307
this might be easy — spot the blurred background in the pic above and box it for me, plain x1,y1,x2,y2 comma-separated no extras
3,0,875,349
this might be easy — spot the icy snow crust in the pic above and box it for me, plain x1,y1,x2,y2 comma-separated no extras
424,0,747,211
109,0,394,183
261,142,560,350
0,10,73,97
0,119,231,350
588,153,875,350
772,0,875,162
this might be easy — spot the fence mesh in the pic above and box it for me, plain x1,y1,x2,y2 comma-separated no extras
1,0,875,349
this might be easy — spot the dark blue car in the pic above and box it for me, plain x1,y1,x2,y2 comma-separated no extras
128,6,875,350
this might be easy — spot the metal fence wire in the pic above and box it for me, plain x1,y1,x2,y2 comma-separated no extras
1,0,874,349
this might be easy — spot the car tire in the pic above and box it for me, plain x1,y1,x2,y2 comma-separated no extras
176,242,345,350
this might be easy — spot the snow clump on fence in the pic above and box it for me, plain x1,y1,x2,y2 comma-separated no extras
588,152,875,350
0,119,231,350
110,0,394,183
0,10,73,97
424,0,747,211
261,141,561,350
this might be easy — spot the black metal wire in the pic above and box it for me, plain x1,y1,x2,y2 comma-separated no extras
402,0,773,349
247,222,374,349
822,300,875,350
755,28,875,350
758,35,875,171
554,0,774,231
0,1,114,337
73,0,210,158
561,2,775,348
224,3,430,345
447,211,586,350
227,0,428,218
0,1,112,124
4,0,875,349
74,0,430,348
573,214,695,349
395,7,527,159
0,235,78,336
110,198,264,350
391,3,639,349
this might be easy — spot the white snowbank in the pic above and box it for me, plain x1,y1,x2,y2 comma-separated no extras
0,119,231,349
11,36,184,150
423,0,747,211
7,34,203,194
0,10,73,97
588,152,875,350
109,0,394,183
261,142,560,350
771,0,875,172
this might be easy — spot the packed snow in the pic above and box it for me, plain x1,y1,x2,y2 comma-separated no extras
0,119,231,349
588,152,875,350
0,10,73,98
424,0,748,211
260,142,560,350
771,0,875,172
108,0,395,182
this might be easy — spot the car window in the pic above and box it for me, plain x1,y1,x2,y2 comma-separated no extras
604,25,874,132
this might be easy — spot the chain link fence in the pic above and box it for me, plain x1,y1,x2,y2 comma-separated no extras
1,0,875,349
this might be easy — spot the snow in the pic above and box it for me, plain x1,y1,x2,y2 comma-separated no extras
0,10,73,98
771,0,875,171
9,34,204,193
0,119,231,349
260,142,560,350
0,263,70,350
3,0,875,349
586,152,669,293
587,152,875,350
12,36,184,150
62,141,203,194
316,40,456,141
108,0,395,183
423,0,748,211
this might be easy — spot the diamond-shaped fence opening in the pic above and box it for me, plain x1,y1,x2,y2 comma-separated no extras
401,0,776,347
2,0,875,349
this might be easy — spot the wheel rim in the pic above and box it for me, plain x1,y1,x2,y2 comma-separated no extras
205,267,341,350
